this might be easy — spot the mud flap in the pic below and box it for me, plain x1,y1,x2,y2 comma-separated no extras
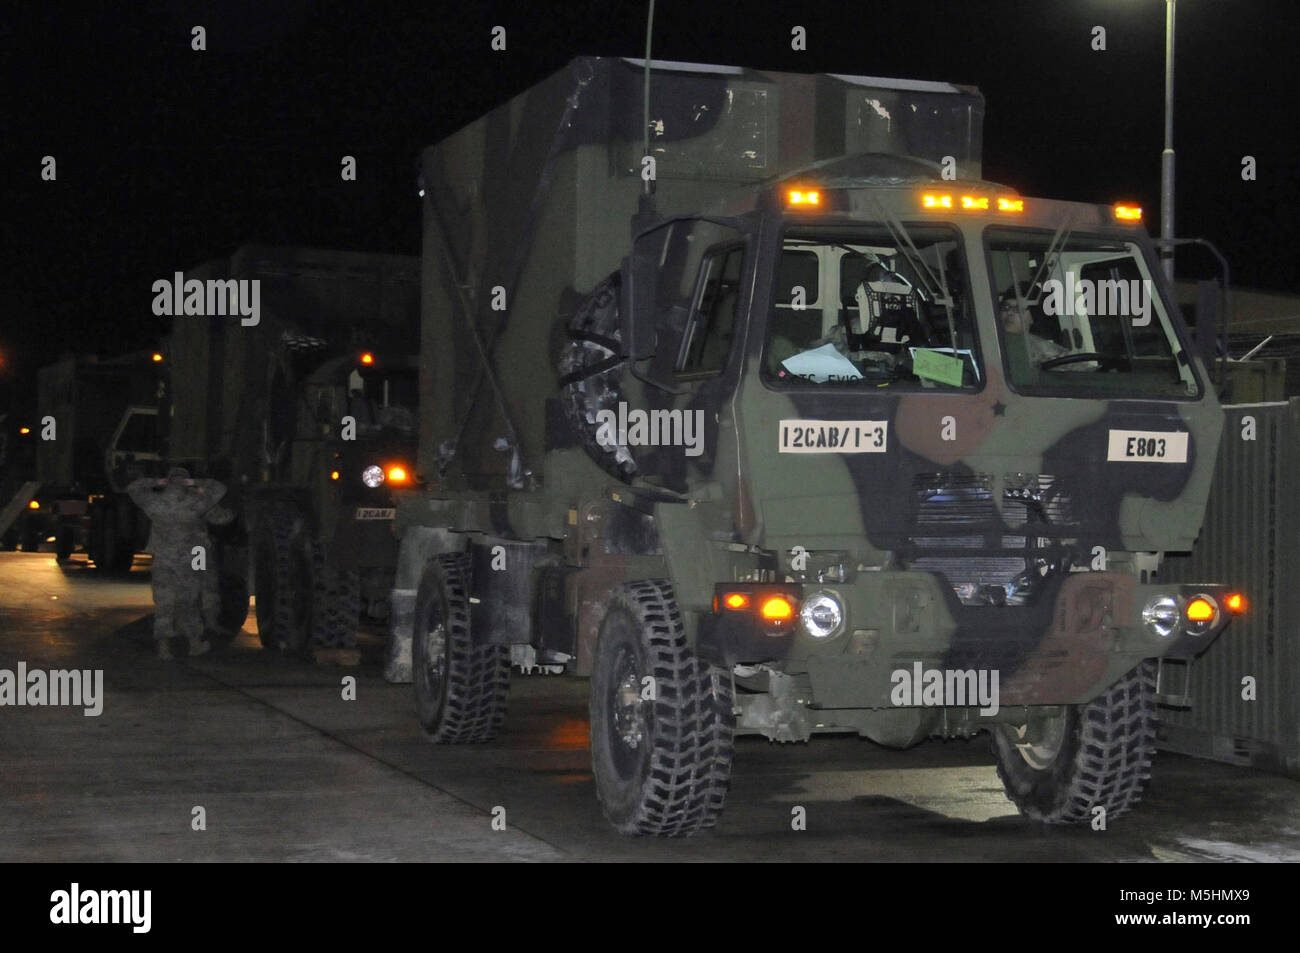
384,526,462,683
384,587,417,683
1155,657,1191,708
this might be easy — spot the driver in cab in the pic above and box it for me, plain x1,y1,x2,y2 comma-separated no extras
1000,296,1095,372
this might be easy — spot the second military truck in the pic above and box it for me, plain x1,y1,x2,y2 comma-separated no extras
162,245,420,653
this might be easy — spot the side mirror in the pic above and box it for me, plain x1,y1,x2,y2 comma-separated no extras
621,250,658,360
1193,279,1220,377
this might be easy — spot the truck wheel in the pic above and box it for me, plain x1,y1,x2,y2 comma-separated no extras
217,569,250,635
590,580,735,836
412,552,509,743
55,526,75,563
557,272,636,480
110,534,136,571
991,660,1157,825
312,550,360,648
89,503,135,572
253,509,312,653
20,520,43,552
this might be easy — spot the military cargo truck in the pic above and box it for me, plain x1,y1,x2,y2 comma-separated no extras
160,245,420,650
389,57,1239,835
29,352,165,569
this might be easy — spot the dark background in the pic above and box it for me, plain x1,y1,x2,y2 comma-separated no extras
4,0,1296,410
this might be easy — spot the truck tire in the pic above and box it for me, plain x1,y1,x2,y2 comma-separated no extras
312,549,360,648
253,508,312,654
557,272,636,480
55,526,75,563
590,580,735,836
91,504,135,572
217,568,250,635
412,552,509,743
20,519,43,552
991,660,1157,825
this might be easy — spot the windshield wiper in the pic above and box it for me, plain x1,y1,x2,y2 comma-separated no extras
867,196,958,352
1022,212,1076,307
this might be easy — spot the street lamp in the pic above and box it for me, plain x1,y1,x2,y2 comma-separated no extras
1160,0,1176,282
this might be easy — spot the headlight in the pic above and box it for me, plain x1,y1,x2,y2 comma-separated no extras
1142,595,1179,638
361,465,385,488
800,591,844,639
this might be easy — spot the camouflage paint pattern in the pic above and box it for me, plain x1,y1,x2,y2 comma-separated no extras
394,58,1231,726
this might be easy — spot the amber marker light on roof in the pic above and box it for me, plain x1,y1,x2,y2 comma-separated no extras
787,189,820,206
922,193,952,209
961,195,989,210
997,197,1024,213
1114,204,1143,222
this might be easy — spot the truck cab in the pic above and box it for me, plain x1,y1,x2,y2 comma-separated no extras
581,158,1236,826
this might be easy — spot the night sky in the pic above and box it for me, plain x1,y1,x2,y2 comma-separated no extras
5,0,1297,411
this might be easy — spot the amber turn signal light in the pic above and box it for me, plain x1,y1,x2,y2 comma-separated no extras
724,593,750,610
760,596,794,622
1185,597,1216,623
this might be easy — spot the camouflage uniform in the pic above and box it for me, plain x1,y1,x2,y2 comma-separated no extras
127,468,229,659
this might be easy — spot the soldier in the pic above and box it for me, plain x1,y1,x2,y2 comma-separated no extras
127,467,229,659
1000,296,1096,371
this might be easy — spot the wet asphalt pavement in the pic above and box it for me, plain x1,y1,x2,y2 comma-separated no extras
2,550,1299,862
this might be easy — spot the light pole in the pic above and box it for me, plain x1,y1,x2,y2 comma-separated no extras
1161,0,1176,282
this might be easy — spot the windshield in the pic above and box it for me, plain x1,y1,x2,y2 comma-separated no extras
117,411,160,455
763,224,980,389
307,367,419,437
986,227,1198,398
351,367,418,432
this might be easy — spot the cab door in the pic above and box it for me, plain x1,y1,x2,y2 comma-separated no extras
624,216,754,491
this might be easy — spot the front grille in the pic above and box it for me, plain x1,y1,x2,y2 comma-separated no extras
1003,473,1076,529
906,472,1075,603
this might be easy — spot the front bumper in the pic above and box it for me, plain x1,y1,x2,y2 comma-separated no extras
698,572,1236,708
328,507,400,569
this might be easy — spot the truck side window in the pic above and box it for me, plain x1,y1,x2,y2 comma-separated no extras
677,246,745,376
